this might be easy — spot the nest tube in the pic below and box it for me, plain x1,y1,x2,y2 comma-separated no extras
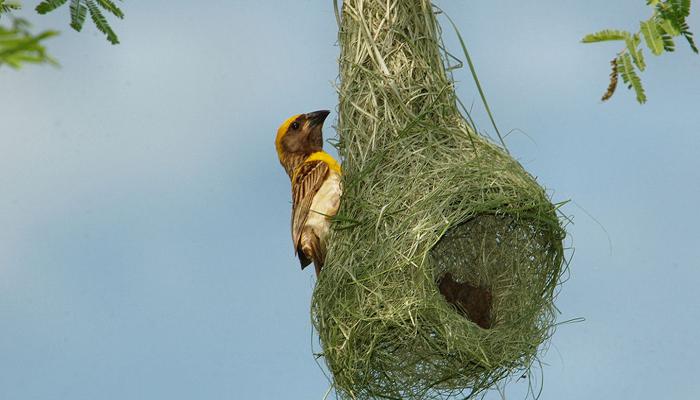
311,1,566,399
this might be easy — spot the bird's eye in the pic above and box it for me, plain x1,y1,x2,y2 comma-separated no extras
291,122,300,130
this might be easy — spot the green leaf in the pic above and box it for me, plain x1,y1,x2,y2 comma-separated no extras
70,0,88,31
669,0,692,17
641,20,665,55
11,17,30,31
655,1,698,53
659,16,681,36
36,0,69,14
585,0,697,104
633,47,646,71
658,21,678,51
681,0,692,17
679,21,699,53
618,53,647,103
86,0,119,44
96,0,124,19
0,24,59,69
34,0,124,44
0,0,21,16
626,34,646,71
581,29,631,43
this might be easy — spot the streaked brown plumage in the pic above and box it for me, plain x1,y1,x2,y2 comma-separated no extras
276,110,342,276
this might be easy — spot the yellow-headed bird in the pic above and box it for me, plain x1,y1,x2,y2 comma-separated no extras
276,110,342,276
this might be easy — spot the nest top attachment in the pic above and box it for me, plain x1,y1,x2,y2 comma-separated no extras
312,1,566,399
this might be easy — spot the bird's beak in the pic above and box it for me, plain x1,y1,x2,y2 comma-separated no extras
306,110,330,127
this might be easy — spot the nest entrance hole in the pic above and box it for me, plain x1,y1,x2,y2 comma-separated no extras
431,214,553,330
437,272,493,329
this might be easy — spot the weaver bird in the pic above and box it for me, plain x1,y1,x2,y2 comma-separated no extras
276,110,342,276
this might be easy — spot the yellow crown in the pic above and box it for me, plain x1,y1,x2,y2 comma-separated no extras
275,114,301,157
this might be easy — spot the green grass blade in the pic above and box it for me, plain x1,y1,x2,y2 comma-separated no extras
443,12,508,153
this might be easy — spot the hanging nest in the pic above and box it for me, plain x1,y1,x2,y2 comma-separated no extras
311,1,566,399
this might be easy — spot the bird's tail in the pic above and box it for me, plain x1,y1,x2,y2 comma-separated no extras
300,229,326,277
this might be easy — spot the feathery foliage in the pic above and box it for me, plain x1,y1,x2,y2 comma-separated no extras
69,0,87,31
36,0,124,44
0,1,57,68
35,0,67,14
0,0,20,15
583,0,698,103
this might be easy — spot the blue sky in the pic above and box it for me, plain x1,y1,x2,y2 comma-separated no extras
1,1,698,399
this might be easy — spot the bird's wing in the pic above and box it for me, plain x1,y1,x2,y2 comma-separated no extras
291,160,330,253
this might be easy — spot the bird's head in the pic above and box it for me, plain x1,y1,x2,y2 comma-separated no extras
275,110,330,160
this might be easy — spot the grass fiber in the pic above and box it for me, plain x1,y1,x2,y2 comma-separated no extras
311,1,567,399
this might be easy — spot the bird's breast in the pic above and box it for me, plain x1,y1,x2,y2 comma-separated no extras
305,171,342,236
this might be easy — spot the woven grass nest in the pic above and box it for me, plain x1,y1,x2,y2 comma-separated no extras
311,1,566,399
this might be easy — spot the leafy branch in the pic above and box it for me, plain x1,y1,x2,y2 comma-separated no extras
0,0,20,14
36,0,125,44
1,1,58,68
582,0,698,104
